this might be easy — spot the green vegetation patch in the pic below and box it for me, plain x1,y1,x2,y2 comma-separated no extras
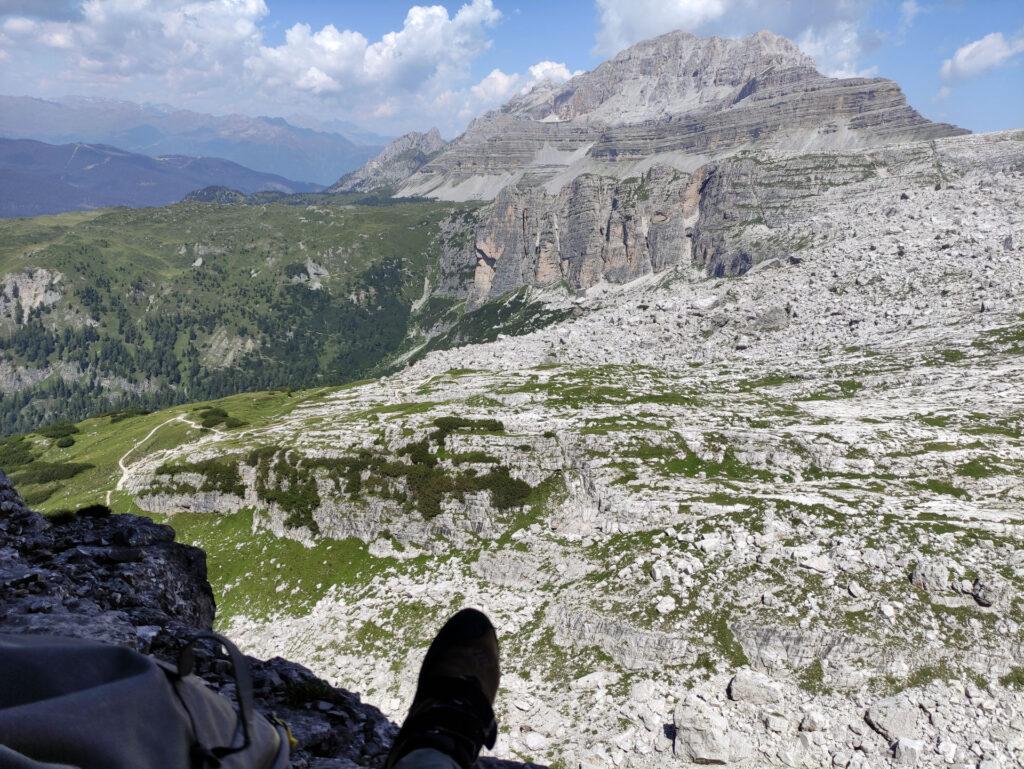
410,289,573,362
10,460,94,486
911,478,969,500
738,373,801,390
956,456,1004,478
0,198,460,434
194,406,247,430
429,416,504,446
243,434,534,530
798,658,829,694
157,508,392,624
1000,667,1024,689
0,435,35,470
800,379,863,400
35,421,80,440
156,457,245,497
972,317,1024,355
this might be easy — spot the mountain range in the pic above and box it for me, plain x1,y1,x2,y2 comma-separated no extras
0,95,383,185
0,138,321,218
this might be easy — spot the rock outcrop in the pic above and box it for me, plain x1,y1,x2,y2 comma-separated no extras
329,129,446,194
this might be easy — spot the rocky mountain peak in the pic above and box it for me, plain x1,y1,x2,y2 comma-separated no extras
508,29,817,125
328,127,447,193
396,29,965,203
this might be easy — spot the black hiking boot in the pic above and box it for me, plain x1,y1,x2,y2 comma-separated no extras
385,608,501,769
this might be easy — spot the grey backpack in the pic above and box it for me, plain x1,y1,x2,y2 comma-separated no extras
0,632,291,769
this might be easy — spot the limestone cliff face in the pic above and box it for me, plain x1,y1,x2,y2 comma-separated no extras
434,129,994,304
445,166,703,306
328,128,446,193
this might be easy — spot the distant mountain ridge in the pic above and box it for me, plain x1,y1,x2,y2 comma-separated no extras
0,138,320,218
0,95,382,185
328,128,446,193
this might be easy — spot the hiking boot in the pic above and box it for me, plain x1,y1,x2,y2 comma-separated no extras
385,608,501,769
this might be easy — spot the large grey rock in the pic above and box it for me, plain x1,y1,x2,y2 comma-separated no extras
727,668,781,705
673,701,731,765
865,696,921,744
972,572,1010,609
910,559,950,594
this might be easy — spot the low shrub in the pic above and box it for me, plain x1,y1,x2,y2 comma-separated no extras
108,408,151,423
156,457,245,496
429,416,504,446
0,436,34,470
36,421,79,440
11,461,93,486
22,484,60,505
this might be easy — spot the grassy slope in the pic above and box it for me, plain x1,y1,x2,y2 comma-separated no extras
18,386,317,512
4,384,377,625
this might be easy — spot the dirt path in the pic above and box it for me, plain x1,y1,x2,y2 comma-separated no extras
105,414,224,504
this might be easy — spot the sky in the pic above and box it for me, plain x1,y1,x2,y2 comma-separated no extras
0,0,1021,138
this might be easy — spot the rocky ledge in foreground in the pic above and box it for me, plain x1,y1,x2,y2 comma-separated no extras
0,470,537,769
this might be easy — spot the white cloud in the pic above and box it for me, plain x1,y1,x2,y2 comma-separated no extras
594,0,728,56
461,59,581,120
798,22,878,79
39,25,72,48
899,0,921,30
10,0,268,89
528,60,579,84
0,0,512,132
470,67,522,103
3,16,37,35
940,32,1024,81
246,0,501,99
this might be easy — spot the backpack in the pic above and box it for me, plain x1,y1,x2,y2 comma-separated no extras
0,632,291,769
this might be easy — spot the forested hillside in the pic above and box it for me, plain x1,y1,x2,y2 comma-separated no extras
0,196,466,432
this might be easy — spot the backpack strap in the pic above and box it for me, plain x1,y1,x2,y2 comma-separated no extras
179,632,259,764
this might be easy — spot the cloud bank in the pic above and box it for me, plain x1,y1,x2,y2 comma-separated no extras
0,0,576,134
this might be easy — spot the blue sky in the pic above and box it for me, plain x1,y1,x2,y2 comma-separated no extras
0,1,1021,136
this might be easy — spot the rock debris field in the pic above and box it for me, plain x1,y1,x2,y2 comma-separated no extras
108,131,1024,768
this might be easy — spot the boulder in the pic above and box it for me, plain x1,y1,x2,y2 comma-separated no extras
727,668,781,705
798,710,828,732
673,701,731,765
894,738,924,766
865,696,921,744
910,559,949,594
971,573,1010,609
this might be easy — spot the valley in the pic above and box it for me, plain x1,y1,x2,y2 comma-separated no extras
5,127,1022,768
